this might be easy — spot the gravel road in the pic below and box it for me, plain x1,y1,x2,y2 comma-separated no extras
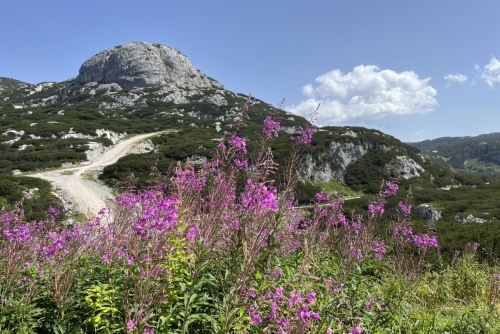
32,132,165,218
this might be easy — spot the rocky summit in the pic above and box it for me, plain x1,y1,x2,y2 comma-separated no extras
75,42,222,90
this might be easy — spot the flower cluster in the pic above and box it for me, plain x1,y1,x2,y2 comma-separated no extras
234,158,248,170
228,135,247,153
291,127,313,145
263,116,281,138
367,202,384,217
247,286,320,331
241,179,278,212
411,233,438,249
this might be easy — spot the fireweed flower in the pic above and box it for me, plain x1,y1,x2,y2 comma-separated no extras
250,313,262,324
265,302,278,320
234,158,248,170
228,135,247,153
370,239,387,260
241,179,278,212
247,306,262,324
394,224,413,237
288,291,302,307
314,190,330,202
384,180,399,195
102,251,110,265
291,127,313,145
126,320,135,331
350,326,362,334
247,288,256,298
368,202,384,217
329,198,344,209
397,201,412,215
306,291,316,304
274,286,284,299
412,234,438,249
263,116,281,138
186,223,201,241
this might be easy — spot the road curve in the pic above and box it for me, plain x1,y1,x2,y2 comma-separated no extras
31,132,165,218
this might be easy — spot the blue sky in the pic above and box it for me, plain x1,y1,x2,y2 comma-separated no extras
2,1,499,142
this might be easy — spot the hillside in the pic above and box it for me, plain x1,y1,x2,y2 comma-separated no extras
408,133,500,175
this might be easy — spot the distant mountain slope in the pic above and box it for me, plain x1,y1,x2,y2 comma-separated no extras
0,77,32,93
408,133,500,175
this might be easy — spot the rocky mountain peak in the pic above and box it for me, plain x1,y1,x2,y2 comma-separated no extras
75,42,222,90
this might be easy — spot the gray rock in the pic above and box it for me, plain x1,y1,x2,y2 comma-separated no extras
76,42,223,90
386,156,424,179
416,204,441,220
454,214,488,224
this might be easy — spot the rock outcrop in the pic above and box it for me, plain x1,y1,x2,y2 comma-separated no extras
417,204,441,221
75,42,223,90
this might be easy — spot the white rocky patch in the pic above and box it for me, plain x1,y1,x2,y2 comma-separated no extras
85,142,106,161
388,156,424,179
129,139,155,154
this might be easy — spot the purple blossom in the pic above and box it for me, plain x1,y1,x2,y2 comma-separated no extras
384,181,399,195
250,313,262,324
314,190,330,202
126,320,135,331
241,179,278,212
370,239,387,260
102,251,110,265
306,291,316,304
394,224,413,237
274,286,284,300
326,328,333,334
310,312,319,320
228,135,247,153
412,234,438,249
350,326,362,334
265,302,278,320
348,246,363,260
271,268,283,278
295,304,310,320
397,201,412,215
329,198,344,209
288,291,302,307
291,127,313,145
186,223,201,241
263,116,281,138
247,288,256,298
278,317,288,328
234,158,248,170
368,202,384,217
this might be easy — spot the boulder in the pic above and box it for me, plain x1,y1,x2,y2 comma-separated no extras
76,42,223,90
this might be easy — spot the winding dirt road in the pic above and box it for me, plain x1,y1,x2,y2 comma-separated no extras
32,132,165,218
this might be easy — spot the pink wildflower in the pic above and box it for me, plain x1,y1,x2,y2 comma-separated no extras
263,116,281,138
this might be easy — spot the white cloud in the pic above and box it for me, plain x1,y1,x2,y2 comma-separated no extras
444,73,468,83
287,65,438,126
476,56,500,87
